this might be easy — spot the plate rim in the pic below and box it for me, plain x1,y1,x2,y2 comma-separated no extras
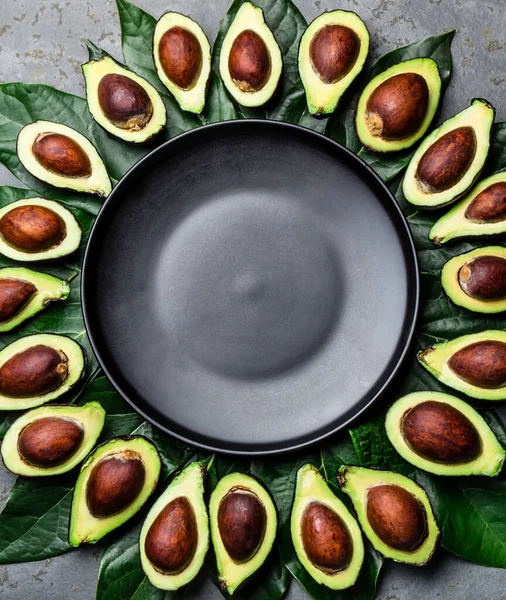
81,119,420,456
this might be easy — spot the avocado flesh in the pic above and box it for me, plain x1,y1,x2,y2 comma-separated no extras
290,464,364,590
386,391,505,476
83,55,166,143
0,267,69,332
0,198,82,262
299,10,369,117
153,12,211,114
430,172,506,244
355,58,441,152
140,462,209,590
338,465,439,565
0,333,86,411
441,246,506,313
219,2,283,108
17,120,111,197
1,401,105,476
209,472,277,595
403,99,495,208
418,330,506,400
69,436,161,546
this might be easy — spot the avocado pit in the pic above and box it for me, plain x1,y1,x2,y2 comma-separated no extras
228,30,271,92
465,182,506,223
0,205,67,253
0,278,36,322
0,344,68,397
86,451,146,518
217,487,267,563
301,501,353,572
309,24,360,85
158,26,203,90
18,416,84,467
32,132,92,178
448,340,506,389
365,72,429,140
458,255,506,301
416,126,477,193
366,484,428,552
401,400,482,464
145,496,198,574
98,73,153,131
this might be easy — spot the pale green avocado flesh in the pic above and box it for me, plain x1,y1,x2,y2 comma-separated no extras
338,465,439,565
153,12,211,114
430,171,506,244
441,246,506,313
83,55,167,143
0,198,82,262
386,391,505,476
299,10,369,117
219,2,283,108
0,267,70,332
0,333,86,411
418,330,506,400
140,462,209,591
69,436,161,546
17,120,112,197
356,57,441,152
1,402,105,476
210,472,277,595
291,464,364,590
403,99,495,208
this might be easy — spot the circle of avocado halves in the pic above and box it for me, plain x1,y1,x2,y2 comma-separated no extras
403,98,495,209
417,330,506,401
355,57,441,152
1,401,105,476
0,267,70,332
83,54,167,143
0,333,86,411
299,10,369,117
17,120,111,197
69,435,161,546
153,12,211,114
0,198,82,262
386,391,505,477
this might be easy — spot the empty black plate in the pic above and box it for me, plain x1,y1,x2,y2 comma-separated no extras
82,120,418,455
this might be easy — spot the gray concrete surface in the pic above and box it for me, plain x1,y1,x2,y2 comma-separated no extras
1,0,506,598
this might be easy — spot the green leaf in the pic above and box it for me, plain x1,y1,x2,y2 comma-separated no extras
115,0,201,137
202,74,238,124
326,30,455,182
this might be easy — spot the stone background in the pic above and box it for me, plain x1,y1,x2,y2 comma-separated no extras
1,0,506,598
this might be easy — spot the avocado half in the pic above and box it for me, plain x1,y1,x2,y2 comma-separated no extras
356,58,441,152
153,12,211,114
430,171,506,244
298,10,369,117
441,246,506,313
219,2,283,108
291,464,364,590
83,55,166,143
0,198,82,262
386,391,505,477
140,462,209,591
209,472,277,595
1,401,105,476
418,330,506,400
0,333,86,411
0,267,69,332
338,466,439,565
17,120,112,197
69,435,161,546
403,99,495,208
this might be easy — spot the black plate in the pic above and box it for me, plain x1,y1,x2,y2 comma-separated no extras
82,120,419,455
